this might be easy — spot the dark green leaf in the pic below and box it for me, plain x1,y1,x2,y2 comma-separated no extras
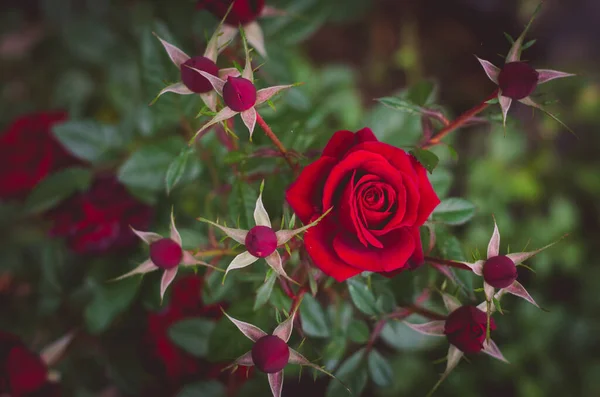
376,97,423,116
165,148,192,194
52,120,123,163
347,279,379,316
326,348,368,397
228,182,257,229
429,167,453,198
168,318,216,357
410,148,439,174
254,271,277,311
368,350,394,387
347,320,370,344
24,167,92,214
84,277,140,334
176,381,226,397
432,198,476,225
300,293,330,338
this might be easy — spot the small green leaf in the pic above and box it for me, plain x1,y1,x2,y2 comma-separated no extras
254,271,277,311
492,297,504,314
24,167,92,214
176,381,225,397
347,320,370,344
84,277,140,334
168,318,216,357
347,279,379,316
325,348,368,397
367,350,394,387
165,148,192,194
410,148,439,174
223,151,248,164
52,120,123,163
432,198,476,225
300,293,330,338
228,182,257,229
429,168,453,198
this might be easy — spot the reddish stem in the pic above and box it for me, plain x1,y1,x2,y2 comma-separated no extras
255,112,296,171
424,256,473,271
422,89,499,149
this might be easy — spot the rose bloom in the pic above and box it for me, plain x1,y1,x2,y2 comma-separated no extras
196,0,265,25
48,175,153,254
142,275,251,396
0,111,81,200
0,331,61,397
286,128,440,281
444,306,496,354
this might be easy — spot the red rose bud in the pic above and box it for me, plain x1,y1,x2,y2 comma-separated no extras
223,76,257,112
251,335,289,373
0,331,50,397
181,56,220,93
197,0,265,26
444,306,496,354
498,62,539,100
150,238,183,269
245,226,277,258
483,255,518,289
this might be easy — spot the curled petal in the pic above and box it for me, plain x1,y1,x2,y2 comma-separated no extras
487,219,501,258
200,91,217,112
256,85,294,106
219,67,241,79
475,56,500,84
244,21,267,58
460,260,484,276
272,309,297,343
536,69,576,84
503,281,539,308
190,107,238,145
233,350,255,367
482,339,509,363
153,33,190,68
403,320,446,336
223,311,268,342
130,226,162,245
499,94,512,126
40,331,75,366
241,107,257,138
226,251,259,276
254,183,271,227
506,238,563,265
197,217,248,244
170,210,182,246
151,82,193,105
112,259,158,281
275,207,333,246
442,293,461,313
160,267,178,303
265,250,295,284
189,68,226,96
268,370,284,397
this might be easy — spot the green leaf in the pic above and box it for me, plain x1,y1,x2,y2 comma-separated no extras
165,148,192,194
368,350,394,387
118,136,186,192
376,97,423,116
300,293,330,338
326,348,368,397
432,198,476,226
429,167,453,198
409,148,439,174
176,381,226,397
168,318,216,357
347,320,370,344
84,277,140,334
347,279,379,316
492,297,504,314
228,182,257,229
52,120,123,163
24,167,92,214
254,271,277,311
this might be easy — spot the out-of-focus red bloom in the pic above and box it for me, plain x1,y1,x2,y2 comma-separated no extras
196,0,265,26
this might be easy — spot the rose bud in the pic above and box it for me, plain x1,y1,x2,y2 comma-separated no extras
223,76,257,112
180,56,220,93
149,238,184,269
444,305,496,354
245,225,278,258
482,255,518,289
251,335,290,373
497,62,539,100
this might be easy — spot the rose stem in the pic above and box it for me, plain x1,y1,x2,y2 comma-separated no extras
421,89,500,149
255,112,296,171
424,256,474,271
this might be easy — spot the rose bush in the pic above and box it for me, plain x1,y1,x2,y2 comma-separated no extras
286,128,440,281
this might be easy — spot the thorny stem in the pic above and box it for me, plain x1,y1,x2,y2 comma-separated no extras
422,89,499,149
255,112,297,171
424,256,473,271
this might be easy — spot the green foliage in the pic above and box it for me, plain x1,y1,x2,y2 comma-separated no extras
24,167,92,214
168,318,216,357
300,293,331,338
433,198,477,226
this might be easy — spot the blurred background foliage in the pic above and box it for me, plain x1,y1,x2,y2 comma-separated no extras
0,0,599,396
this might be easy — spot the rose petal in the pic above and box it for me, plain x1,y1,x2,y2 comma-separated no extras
322,128,378,159
409,156,441,225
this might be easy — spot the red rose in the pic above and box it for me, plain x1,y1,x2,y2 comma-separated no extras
0,331,58,397
443,306,496,354
286,128,440,281
0,112,81,200
197,0,265,25
49,175,153,254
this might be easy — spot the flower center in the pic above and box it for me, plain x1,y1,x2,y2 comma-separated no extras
150,238,183,269
498,61,539,100
223,76,257,112
483,255,518,289
251,335,289,373
245,226,277,258
180,56,220,93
